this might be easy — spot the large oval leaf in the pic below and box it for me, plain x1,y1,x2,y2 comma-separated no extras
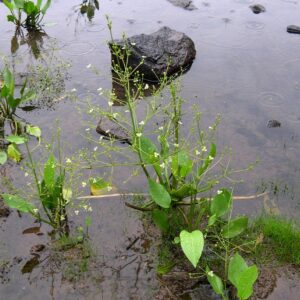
137,136,158,164
210,189,231,217
148,179,171,209
180,230,204,268
6,135,28,145
152,209,169,232
2,194,35,213
7,143,21,162
222,216,248,238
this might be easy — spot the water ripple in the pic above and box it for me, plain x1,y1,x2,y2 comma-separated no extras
62,41,96,56
260,92,284,107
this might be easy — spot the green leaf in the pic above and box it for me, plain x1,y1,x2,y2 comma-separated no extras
171,150,193,178
152,209,169,232
94,0,99,10
3,67,14,95
63,188,72,203
36,0,42,9
26,125,41,138
89,177,110,195
3,0,14,11
7,15,17,23
222,216,248,238
0,151,8,165
44,154,56,190
21,90,36,103
170,183,197,199
206,267,224,297
237,265,258,300
228,253,258,300
210,189,231,218
14,0,25,9
198,143,216,176
137,136,158,164
228,253,248,287
6,135,28,145
148,179,171,209
41,0,51,14
208,214,217,226
7,143,21,162
2,194,35,213
180,230,204,268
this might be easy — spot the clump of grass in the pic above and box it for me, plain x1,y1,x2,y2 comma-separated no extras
253,215,300,265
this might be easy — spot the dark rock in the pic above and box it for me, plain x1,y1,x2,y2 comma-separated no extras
96,117,131,144
0,199,10,218
287,25,300,34
250,4,266,14
30,244,45,254
110,26,196,81
167,0,197,10
267,120,281,128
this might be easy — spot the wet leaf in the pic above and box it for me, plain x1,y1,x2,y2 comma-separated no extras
210,189,231,217
26,125,41,138
152,209,169,232
180,230,204,268
137,136,158,164
7,143,21,162
44,154,56,190
22,227,41,234
6,135,28,145
222,216,248,238
89,177,110,195
2,194,35,213
148,179,171,209
21,256,40,274
3,67,14,95
206,266,225,297
0,151,7,165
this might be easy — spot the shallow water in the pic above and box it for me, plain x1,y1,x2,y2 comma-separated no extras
1,0,300,299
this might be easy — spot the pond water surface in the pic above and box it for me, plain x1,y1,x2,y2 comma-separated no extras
1,0,300,299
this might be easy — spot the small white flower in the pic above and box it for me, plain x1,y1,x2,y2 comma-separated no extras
82,181,87,188
141,55,147,59
33,208,39,214
66,158,72,164
125,110,129,113
74,210,79,215
174,143,179,148
112,113,118,118
24,172,29,177
86,64,92,69
154,152,159,158
108,101,114,107
85,128,90,131
160,162,165,169
97,87,103,91
208,126,213,130
107,186,112,192
139,120,145,125
88,206,93,212
195,150,201,156
89,108,94,113
217,190,222,195
178,121,183,125
98,92,103,96
159,126,164,131
136,132,142,137
60,215,65,221
93,146,98,151
207,270,214,277
105,129,110,134
99,136,103,141
201,146,207,152
208,155,214,161
71,88,77,92
144,84,149,90
130,42,136,46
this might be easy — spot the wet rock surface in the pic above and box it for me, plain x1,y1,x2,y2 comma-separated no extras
0,198,10,218
110,26,196,81
252,267,277,299
96,117,131,143
250,4,266,14
267,120,281,128
166,0,197,10
287,25,300,34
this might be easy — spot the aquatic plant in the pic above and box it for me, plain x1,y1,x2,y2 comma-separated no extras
3,0,51,30
79,0,99,21
78,20,259,299
2,130,72,235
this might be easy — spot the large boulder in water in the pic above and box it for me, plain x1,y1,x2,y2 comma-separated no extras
109,26,196,81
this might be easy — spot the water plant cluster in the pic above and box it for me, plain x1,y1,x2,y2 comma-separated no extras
1,4,300,300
